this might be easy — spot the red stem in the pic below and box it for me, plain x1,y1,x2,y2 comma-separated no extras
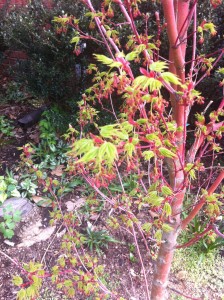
186,49,223,65
174,0,197,48
181,170,224,230
186,120,224,164
168,286,202,300
213,225,224,238
189,3,197,79
195,49,224,86
176,225,212,249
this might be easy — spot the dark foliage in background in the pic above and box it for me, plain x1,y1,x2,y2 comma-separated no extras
0,1,223,119
0,0,91,103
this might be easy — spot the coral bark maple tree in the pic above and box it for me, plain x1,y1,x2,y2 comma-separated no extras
56,0,224,299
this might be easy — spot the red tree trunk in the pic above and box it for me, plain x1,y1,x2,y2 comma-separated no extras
151,1,190,299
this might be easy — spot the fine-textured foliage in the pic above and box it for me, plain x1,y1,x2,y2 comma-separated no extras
53,1,223,299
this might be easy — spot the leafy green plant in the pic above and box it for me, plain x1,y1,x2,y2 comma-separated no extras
84,223,119,254
28,109,71,168
0,204,21,238
38,110,58,151
32,140,69,169
1,1,90,103
18,178,38,198
0,173,20,203
0,81,25,104
109,174,139,194
0,116,14,138
179,204,224,258
43,104,78,135
128,244,137,263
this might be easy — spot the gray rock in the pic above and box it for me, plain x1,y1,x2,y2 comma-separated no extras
0,197,34,217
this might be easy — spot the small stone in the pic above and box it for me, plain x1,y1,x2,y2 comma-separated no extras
176,270,187,281
17,225,56,247
130,268,137,277
0,197,34,218
56,228,66,238
4,240,15,247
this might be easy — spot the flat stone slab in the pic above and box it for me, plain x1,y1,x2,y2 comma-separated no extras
0,197,34,217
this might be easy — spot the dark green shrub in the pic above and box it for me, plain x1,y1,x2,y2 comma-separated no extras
0,0,90,103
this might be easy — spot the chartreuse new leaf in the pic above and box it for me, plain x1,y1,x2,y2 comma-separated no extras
165,122,177,132
125,44,146,61
158,147,176,158
125,51,138,61
94,54,122,68
70,36,80,44
203,22,217,35
142,150,155,161
184,163,196,180
217,67,224,74
17,289,27,300
100,122,133,141
72,139,94,156
77,147,98,164
124,135,138,158
150,61,168,72
162,223,173,232
146,133,162,146
163,202,172,217
13,276,23,286
74,139,118,169
98,142,118,167
53,16,70,24
161,72,181,85
143,191,164,207
161,186,173,196
142,222,152,233
133,76,163,92
124,142,135,158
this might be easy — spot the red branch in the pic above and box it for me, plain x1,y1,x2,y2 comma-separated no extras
176,225,212,249
181,170,224,230
168,286,202,300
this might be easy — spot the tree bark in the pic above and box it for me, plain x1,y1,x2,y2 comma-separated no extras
151,1,190,299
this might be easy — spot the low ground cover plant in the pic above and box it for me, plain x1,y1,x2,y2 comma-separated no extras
0,116,15,138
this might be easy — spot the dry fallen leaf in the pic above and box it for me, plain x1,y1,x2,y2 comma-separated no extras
65,197,86,211
32,196,44,203
176,270,187,281
56,228,66,238
66,201,76,212
89,213,100,221
9,113,17,120
16,128,24,134
29,132,40,143
51,165,64,177
32,196,52,207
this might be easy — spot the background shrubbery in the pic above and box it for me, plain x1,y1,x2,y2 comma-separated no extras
0,0,92,104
